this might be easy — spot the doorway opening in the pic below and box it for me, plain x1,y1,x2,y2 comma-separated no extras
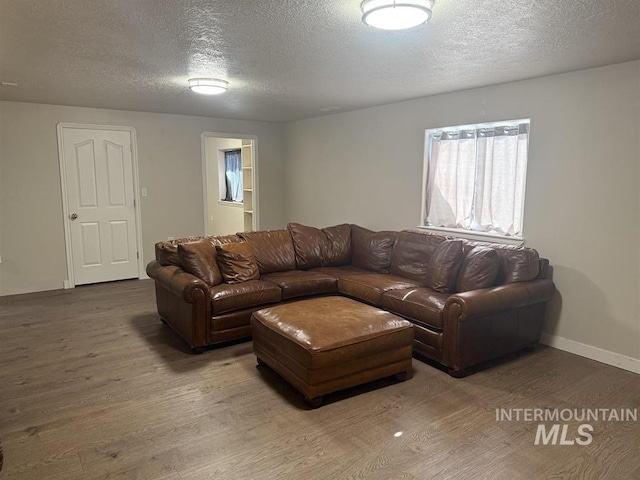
201,133,258,236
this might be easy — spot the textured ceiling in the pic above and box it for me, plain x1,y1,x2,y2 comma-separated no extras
2,0,640,122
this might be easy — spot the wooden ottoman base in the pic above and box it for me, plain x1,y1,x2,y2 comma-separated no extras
251,296,414,407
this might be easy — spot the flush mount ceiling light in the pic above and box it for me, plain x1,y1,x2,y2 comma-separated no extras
361,0,434,30
188,78,229,95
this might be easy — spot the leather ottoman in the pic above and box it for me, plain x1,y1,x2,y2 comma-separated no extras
251,296,413,407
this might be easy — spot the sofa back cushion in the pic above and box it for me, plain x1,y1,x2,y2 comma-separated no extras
215,242,260,284
287,223,352,269
458,241,540,286
390,231,447,284
455,245,500,292
321,223,351,266
156,234,240,267
156,236,203,267
238,230,296,273
494,245,540,284
424,239,464,293
350,225,397,273
177,240,223,287
288,223,326,269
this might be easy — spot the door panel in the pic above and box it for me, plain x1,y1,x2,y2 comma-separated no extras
61,127,139,285
80,222,102,266
76,140,98,208
106,141,126,206
109,221,130,263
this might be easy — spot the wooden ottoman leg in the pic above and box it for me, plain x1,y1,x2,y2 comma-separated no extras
256,357,267,367
395,371,410,381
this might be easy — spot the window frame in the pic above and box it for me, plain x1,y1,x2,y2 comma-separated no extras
420,118,531,245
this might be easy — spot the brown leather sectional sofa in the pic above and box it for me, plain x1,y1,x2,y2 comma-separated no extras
146,223,556,376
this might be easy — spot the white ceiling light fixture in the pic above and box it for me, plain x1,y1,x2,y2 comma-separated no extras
361,0,434,30
188,78,229,95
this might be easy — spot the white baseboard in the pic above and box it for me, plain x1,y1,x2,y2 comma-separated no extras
540,333,640,375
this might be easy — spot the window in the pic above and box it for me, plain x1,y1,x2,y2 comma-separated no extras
422,119,530,238
222,149,243,203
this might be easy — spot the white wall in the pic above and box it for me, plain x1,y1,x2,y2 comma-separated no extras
0,101,285,296
204,136,244,236
284,61,640,367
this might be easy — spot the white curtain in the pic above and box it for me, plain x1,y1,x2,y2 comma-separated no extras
426,123,529,236
224,149,243,203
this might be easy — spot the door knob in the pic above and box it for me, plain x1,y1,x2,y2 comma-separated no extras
70,213,78,220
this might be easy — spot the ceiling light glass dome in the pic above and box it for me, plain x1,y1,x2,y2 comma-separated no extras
188,78,229,95
361,0,434,30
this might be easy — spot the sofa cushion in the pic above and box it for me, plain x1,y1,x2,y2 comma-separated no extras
238,230,296,274
215,242,260,284
261,270,338,300
210,280,282,315
495,246,540,284
287,223,326,269
322,223,351,266
390,231,447,284
381,288,450,330
210,235,244,247
311,265,370,279
156,236,202,267
177,239,222,287
350,225,397,273
156,234,240,267
424,239,464,293
338,273,422,306
456,246,500,292
287,223,352,269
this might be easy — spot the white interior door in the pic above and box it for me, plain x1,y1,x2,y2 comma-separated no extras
60,127,139,285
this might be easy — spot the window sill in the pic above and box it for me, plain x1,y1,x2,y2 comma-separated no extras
417,226,524,246
218,200,244,208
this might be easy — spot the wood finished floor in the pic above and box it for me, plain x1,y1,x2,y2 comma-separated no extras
0,279,639,480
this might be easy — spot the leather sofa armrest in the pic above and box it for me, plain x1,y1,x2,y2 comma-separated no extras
146,260,210,303
445,278,556,321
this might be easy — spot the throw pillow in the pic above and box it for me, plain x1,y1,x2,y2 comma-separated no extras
455,245,500,292
425,239,464,293
350,225,397,273
177,240,222,287
215,242,260,284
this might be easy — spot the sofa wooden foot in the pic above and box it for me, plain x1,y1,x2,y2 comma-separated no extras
448,367,466,378
305,396,323,408
256,357,267,367
395,371,410,381
191,346,205,354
